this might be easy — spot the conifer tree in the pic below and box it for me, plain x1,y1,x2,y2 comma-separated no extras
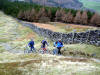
55,8,65,22
28,8,36,21
74,10,82,24
90,13,100,26
81,11,88,24
62,11,73,23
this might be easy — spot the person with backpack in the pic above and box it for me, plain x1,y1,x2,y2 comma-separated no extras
54,39,63,55
41,38,49,53
28,39,35,53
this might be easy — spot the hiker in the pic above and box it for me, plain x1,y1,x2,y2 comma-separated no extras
28,39,35,53
54,39,63,55
41,38,49,53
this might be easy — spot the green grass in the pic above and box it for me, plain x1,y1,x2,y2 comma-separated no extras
48,22,97,33
79,0,100,13
0,23,4,27
62,44,100,57
75,71,100,75
0,46,5,53
0,39,10,43
16,25,33,38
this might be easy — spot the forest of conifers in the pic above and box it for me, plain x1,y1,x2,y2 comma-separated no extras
0,0,100,26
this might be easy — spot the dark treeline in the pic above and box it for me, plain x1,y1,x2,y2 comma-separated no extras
0,0,100,27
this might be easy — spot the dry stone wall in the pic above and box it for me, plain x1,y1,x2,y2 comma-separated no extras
19,21,100,46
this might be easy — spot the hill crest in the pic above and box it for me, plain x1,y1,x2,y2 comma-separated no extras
10,0,83,9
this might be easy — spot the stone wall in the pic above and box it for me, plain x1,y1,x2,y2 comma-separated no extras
19,21,100,46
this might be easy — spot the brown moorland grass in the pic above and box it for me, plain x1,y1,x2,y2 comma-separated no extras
33,22,59,32
32,22,98,33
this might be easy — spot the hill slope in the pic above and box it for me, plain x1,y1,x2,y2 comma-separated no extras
10,0,83,9
0,11,100,75
79,0,100,13
9,0,100,13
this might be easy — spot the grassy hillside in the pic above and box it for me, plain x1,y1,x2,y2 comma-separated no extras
0,11,100,57
0,11,51,53
33,22,98,33
0,53,100,75
48,22,98,33
79,0,100,13
0,11,100,75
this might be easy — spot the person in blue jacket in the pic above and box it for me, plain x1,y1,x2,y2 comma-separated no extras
54,39,63,55
41,38,49,52
28,39,35,52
